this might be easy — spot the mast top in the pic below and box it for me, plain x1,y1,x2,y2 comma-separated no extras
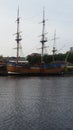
17,6,19,22
15,6,22,42
40,8,47,43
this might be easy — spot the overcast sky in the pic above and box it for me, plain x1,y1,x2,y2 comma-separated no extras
0,0,73,57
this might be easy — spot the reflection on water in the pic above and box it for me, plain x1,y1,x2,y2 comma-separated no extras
0,76,73,130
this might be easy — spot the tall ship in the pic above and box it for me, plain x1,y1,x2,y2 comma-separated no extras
7,8,66,75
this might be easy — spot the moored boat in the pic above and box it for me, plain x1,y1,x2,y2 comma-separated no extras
7,8,66,76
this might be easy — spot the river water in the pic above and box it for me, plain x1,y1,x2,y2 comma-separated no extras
0,76,73,130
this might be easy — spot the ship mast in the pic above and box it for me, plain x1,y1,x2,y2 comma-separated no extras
15,7,22,63
52,30,57,61
52,30,59,61
40,8,47,63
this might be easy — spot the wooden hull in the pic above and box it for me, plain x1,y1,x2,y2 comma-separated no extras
7,63,65,75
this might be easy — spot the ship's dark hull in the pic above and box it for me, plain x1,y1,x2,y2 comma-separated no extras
0,64,7,76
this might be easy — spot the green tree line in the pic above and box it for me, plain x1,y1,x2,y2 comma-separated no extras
27,53,73,64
